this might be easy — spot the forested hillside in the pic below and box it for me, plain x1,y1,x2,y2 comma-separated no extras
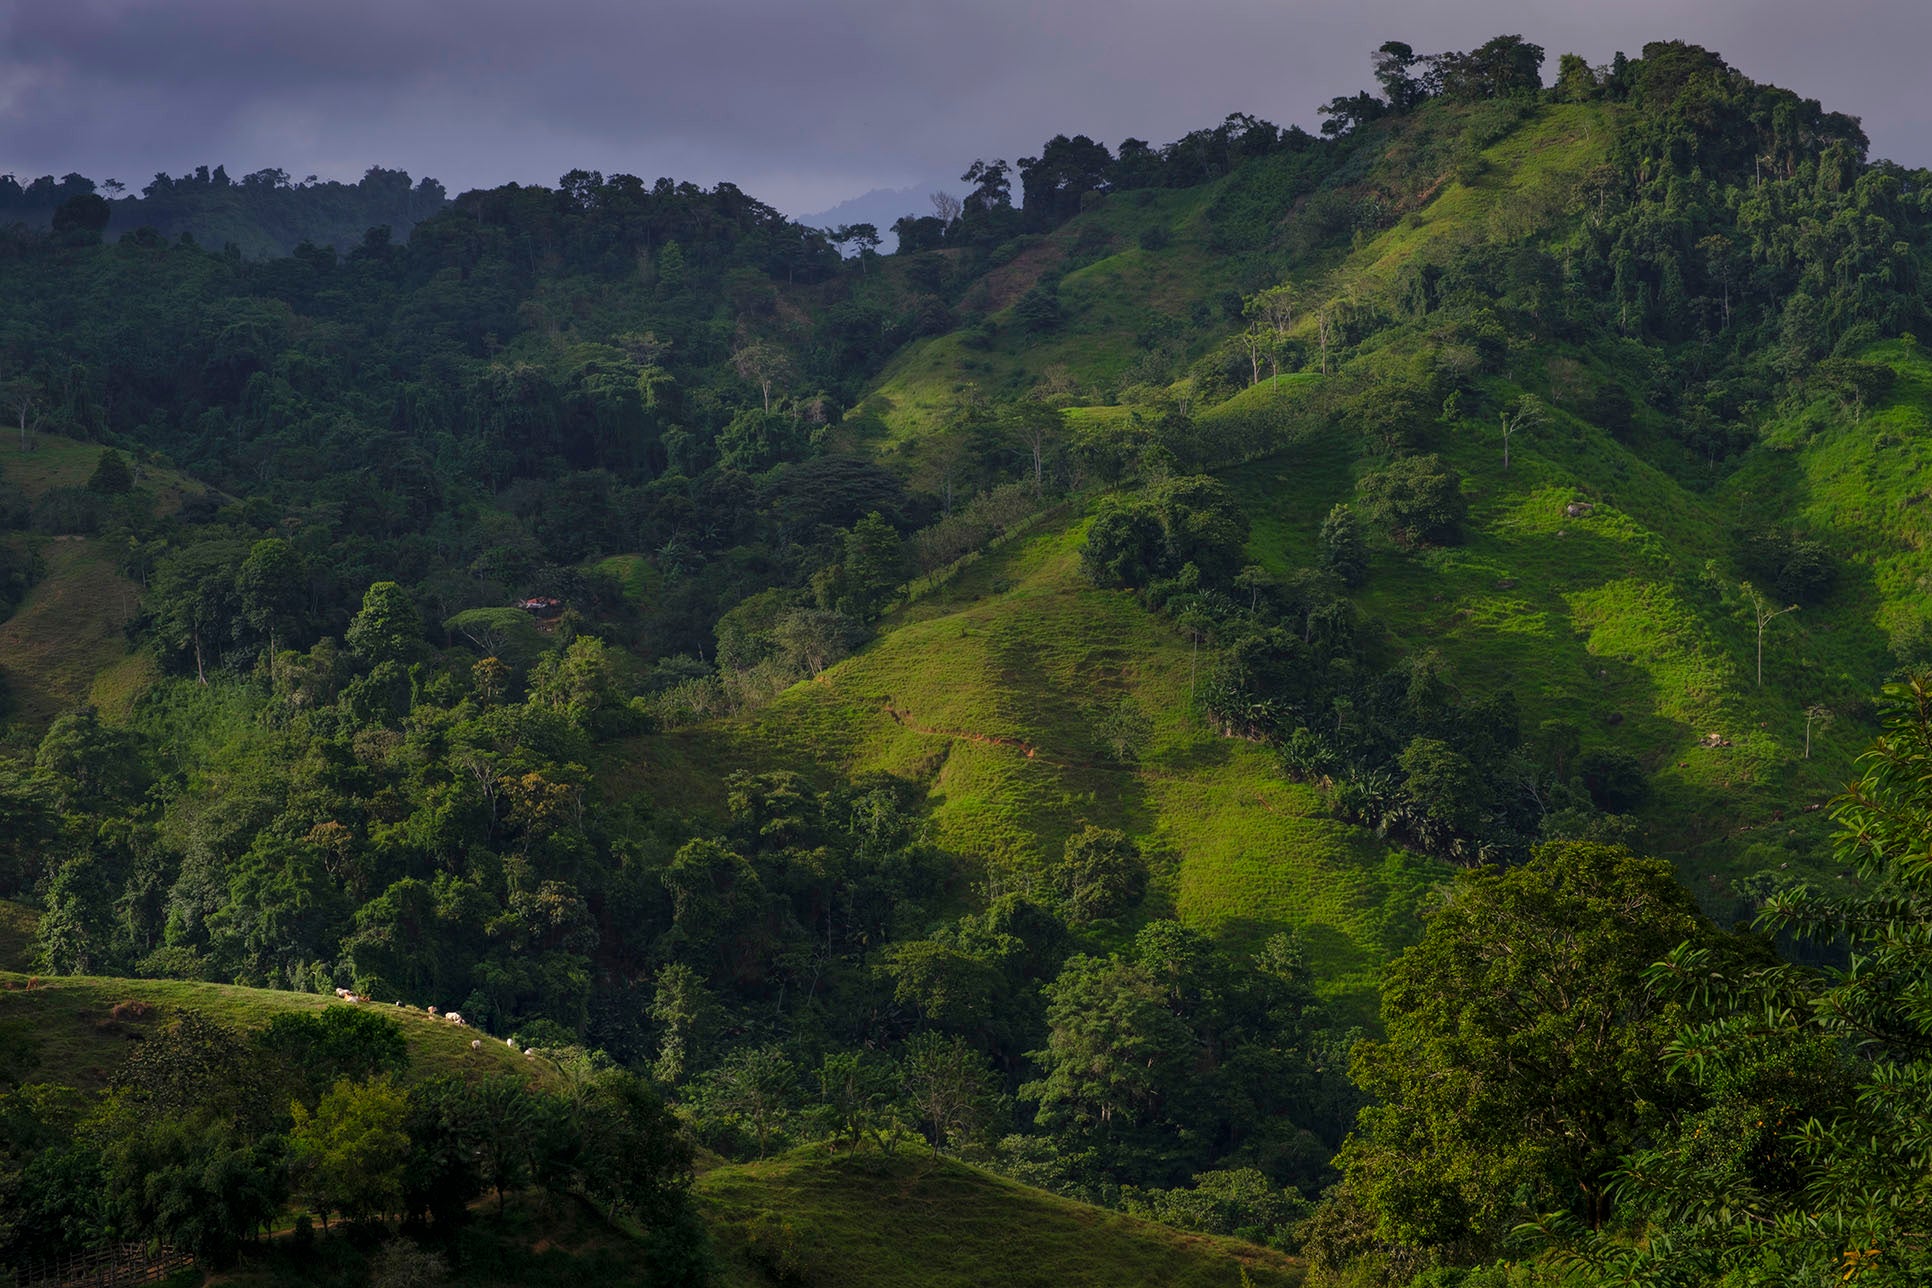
3,34,1931,1288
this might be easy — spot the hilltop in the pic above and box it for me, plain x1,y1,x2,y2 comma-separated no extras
0,970,539,1090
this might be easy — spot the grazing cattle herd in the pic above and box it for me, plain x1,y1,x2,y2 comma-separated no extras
330,986,540,1056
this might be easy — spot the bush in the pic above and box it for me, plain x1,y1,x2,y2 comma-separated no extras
1014,286,1063,333
86,450,134,495
1358,454,1467,545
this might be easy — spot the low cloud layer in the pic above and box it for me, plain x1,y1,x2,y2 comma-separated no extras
3,0,1928,215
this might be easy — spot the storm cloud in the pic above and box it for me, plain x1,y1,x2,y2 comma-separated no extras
2,0,1928,216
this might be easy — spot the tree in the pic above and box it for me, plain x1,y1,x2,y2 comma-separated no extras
1319,503,1368,587
731,339,793,413
93,1110,288,1267
711,1045,797,1158
288,1077,410,1227
1244,285,1296,383
1739,581,1798,688
1234,564,1270,613
1024,953,1190,1161
845,222,881,263
929,190,962,229
1420,35,1546,101
50,192,110,243
648,962,720,1085
463,1077,555,1215
1320,843,1720,1268
1082,502,1166,589
236,537,306,669
3,377,44,451
259,1006,409,1104
1552,51,1601,102
1396,736,1484,842
1097,695,1153,764
147,540,248,683
815,511,906,621
345,581,420,667
1001,403,1061,495
1497,393,1545,472
570,1069,696,1228
1803,701,1833,758
33,704,144,814
1373,41,1428,110
771,608,863,677
960,159,1013,216
902,1032,1003,1156
1057,825,1149,925
1813,357,1895,423
812,1051,903,1154
445,607,546,667
1543,679,1932,1284
1019,134,1113,228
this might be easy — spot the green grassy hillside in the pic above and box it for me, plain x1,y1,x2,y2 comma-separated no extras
0,435,200,723
0,971,539,1089
699,1150,1302,1288
623,90,1926,1006
627,511,1435,1023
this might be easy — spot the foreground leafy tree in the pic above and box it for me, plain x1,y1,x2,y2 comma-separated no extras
1025,922,1341,1191
289,1077,411,1226
1310,843,1724,1277
1537,679,1932,1287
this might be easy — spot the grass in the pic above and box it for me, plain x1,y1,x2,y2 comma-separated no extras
0,971,545,1091
0,538,146,725
622,512,1428,1025
592,552,659,605
623,96,1927,1017
861,183,1237,465
1220,399,1867,904
699,1149,1302,1288
0,432,207,728
2,432,202,512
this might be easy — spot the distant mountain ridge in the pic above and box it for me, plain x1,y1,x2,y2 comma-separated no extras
795,180,953,251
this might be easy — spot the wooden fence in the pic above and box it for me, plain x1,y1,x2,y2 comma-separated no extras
2,1243,191,1288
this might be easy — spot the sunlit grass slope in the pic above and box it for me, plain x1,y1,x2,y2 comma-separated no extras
628,515,1435,1023
699,1150,1303,1288
1210,353,1916,900
0,971,542,1090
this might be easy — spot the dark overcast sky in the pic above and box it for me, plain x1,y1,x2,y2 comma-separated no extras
3,0,1928,217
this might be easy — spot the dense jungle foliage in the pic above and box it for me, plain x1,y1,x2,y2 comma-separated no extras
3,33,1932,1288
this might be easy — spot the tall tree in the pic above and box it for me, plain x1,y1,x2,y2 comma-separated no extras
1317,843,1721,1270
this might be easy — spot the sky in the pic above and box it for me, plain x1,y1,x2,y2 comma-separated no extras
2,0,1929,219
